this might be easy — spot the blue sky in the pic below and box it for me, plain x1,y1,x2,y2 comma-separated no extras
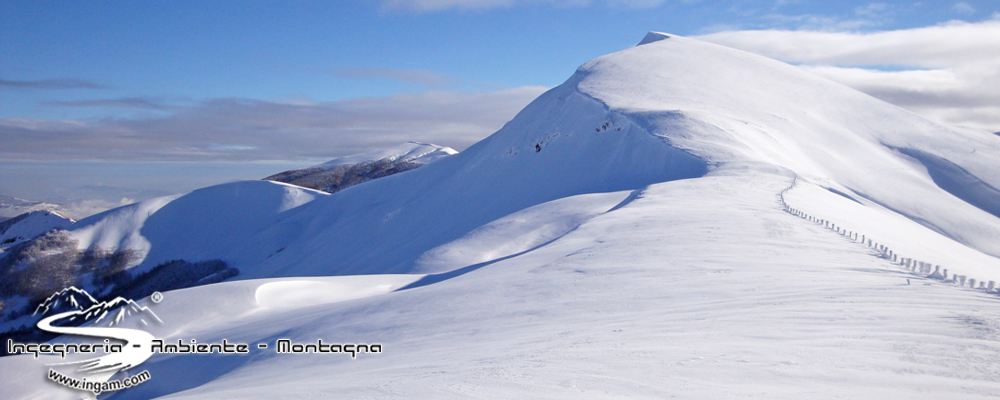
2,0,999,217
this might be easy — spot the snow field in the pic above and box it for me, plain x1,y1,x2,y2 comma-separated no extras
61,174,1000,399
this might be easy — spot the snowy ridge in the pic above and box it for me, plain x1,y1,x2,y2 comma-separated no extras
0,195,66,221
573,33,1000,259
312,141,456,169
65,181,324,272
264,142,456,194
636,31,670,46
0,210,74,248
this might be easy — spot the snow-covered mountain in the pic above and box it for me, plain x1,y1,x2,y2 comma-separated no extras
60,33,998,282
0,196,67,221
311,141,456,169
0,210,74,248
264,141,457,193
4,33,1000,399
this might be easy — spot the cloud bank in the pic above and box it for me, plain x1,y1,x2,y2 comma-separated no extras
697,20,1000,132
1,87,548,162
0,78,110,90
43,97,176,110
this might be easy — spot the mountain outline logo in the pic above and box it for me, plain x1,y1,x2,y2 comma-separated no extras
12,286,163,395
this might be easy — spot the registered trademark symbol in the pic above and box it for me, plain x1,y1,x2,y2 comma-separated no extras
151,291,163,303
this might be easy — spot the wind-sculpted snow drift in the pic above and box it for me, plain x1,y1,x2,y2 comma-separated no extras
5,32,1000,400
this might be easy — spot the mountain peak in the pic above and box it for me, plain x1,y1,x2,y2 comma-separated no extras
636,31,671,46
312,141,457,170
0,209,74,248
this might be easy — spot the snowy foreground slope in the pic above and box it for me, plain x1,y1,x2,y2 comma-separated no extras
3,32,1000,399
7,175,1000,399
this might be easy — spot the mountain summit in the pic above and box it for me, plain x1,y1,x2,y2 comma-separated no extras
45,32,1000,284
572,32,1000,256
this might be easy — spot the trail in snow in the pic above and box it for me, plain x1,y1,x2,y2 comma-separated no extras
779,174,1000,296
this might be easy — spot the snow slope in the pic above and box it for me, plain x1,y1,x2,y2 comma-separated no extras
3,32,1000,399
67,181,324,273
7,174,1000,399
0,210,73,248
584,32,1000,258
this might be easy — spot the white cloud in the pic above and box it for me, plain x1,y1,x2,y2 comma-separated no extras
952,2,975,15
697,21,1000,132
0,87,549,162
697,21,1000,67
799,64,1000,131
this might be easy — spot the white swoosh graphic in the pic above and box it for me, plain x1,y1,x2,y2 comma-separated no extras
37,311,155,383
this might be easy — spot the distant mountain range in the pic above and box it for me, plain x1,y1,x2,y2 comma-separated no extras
0,195,66,222
264,142,457,193
0,210,74,248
